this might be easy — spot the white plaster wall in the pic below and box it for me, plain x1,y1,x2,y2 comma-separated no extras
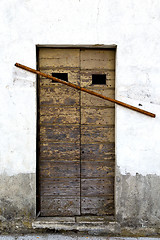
0,0,160,176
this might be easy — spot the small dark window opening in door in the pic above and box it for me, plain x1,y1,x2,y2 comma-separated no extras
52,73,68,82
92,74,106,85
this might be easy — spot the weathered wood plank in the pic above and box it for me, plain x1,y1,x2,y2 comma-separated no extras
39,48,80,68
81,196,114,215
40,125,80,143
81,107,114,125
81,178,114,196
40,86,80,106
39,160,80,178
40,106,80,124
80,49,115,70
40,196,80,216
81,143,115,161
40,142,80,160
81,89,114,107
81,126,114,143
40,178,80,196
81,161,114,178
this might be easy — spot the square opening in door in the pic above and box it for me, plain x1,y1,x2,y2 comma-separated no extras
92,74,106,85
52,73,68,82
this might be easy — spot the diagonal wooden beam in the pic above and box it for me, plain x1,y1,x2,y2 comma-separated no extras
15,63,156,118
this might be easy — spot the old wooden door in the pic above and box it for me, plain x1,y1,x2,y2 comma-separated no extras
37,47,115,217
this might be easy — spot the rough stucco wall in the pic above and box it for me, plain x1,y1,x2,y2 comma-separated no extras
0,0,160,231
116,169,160,227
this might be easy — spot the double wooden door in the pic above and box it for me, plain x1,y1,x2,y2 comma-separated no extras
37,48,115,216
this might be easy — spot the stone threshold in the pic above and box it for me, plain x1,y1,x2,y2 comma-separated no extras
32,216,120,234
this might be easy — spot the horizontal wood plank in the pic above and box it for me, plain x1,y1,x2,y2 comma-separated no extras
40,142,80,160
81,49,115,70
39,160,80,178
81,161,114,178
40,86,80,106
39,48,80,68
40,177,80,196
81,178,114,196
81,107,114,125
81,126,114,143
81,143,115,160
81,196,114,215
40,196,80,216
81,89,114,107
40,125,80,143
40,106,80,124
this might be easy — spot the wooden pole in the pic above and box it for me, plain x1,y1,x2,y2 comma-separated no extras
15,63,156,118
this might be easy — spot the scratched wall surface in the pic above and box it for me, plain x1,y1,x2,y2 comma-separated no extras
0,0,160,230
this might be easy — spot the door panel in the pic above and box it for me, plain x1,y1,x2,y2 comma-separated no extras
38,49,81,216
80,49,115,215
38,48,115,216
